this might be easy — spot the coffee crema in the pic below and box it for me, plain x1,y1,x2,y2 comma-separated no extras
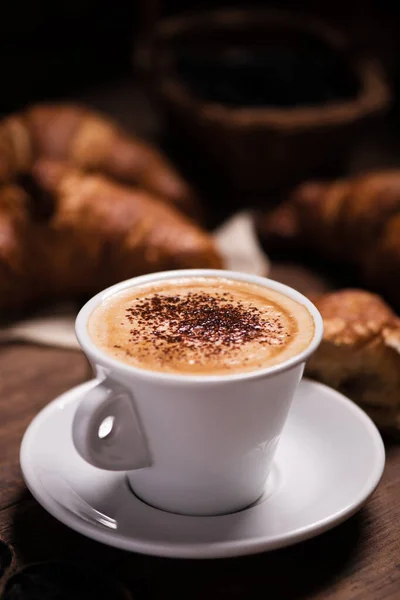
88,277,314,375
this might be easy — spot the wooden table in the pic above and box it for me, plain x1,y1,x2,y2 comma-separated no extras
0,77,399,599
0,308,399,599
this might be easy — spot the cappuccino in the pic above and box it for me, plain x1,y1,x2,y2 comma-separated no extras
88,276,314,375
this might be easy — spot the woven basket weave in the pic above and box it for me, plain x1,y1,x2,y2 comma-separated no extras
141,9,391,197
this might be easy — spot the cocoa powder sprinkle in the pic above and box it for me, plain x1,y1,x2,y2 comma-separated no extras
124,291,290,364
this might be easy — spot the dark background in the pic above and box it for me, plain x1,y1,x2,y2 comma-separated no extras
1,0,400,114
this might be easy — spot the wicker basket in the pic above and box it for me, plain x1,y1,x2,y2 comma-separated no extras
140,9,391,197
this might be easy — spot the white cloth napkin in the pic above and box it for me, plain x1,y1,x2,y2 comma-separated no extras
0,211,270,350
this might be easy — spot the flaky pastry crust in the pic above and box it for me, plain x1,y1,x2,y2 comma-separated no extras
306,289,400,430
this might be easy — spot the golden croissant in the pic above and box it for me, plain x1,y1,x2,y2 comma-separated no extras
306,288,400,431
258,170,400,306
0,160,222,312
0,103,199,217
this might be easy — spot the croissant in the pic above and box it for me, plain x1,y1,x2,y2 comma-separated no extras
0,103,199,218
258,170,400,306
305,289,400,431
0,160,222,312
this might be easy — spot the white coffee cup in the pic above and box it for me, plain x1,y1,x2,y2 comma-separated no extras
72,269,323,516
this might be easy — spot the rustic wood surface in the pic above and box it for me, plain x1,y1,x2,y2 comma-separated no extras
0,77,399,599
0,330,399,599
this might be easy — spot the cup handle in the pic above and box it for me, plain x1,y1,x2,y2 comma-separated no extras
72,380,151,471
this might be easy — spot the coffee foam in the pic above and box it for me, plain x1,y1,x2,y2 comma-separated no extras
88,277,314,375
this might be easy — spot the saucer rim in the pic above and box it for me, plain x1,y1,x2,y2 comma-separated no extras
20,378,385,559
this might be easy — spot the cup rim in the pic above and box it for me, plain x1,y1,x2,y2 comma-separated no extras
75,269,324,384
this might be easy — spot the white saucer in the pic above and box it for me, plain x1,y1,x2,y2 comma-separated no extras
20,379,385,559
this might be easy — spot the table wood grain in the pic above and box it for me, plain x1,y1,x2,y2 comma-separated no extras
0,339,399,599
